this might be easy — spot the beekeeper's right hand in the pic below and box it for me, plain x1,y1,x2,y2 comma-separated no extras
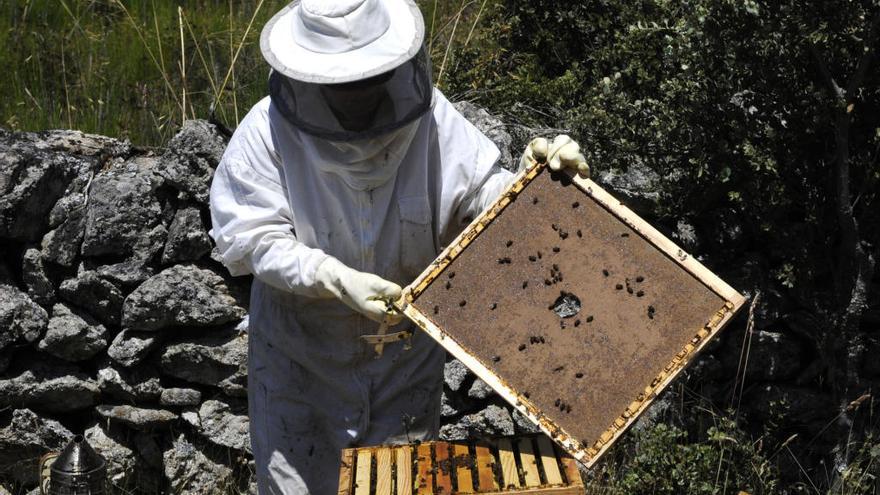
518,135,590,177
314,257,404,325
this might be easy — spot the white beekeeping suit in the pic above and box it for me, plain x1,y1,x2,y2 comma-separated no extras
209,0,588,493
209,1,512,493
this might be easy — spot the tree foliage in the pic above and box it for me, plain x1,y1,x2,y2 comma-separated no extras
444,0,880,487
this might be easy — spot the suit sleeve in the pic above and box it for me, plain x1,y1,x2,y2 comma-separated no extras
208,106,330,297
432,93,513,244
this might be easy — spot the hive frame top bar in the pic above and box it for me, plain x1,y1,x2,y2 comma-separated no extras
397,160,747,467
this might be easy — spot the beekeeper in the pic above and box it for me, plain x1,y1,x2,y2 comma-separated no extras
208,0,589,493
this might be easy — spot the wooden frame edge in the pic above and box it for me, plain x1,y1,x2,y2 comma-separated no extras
569,174,746,308
398,160,749,468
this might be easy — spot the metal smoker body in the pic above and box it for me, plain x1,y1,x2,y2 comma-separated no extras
41,435,107,495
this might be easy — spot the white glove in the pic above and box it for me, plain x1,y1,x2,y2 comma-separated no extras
314,257,404,325
519,134,590,178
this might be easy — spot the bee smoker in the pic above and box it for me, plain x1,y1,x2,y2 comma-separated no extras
40,435,107,495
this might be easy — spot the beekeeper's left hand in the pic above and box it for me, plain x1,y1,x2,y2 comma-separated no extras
518,135,590,178
314,257,405,325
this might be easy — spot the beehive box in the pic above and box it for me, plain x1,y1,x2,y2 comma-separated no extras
398,162,746,467
338,434,583,495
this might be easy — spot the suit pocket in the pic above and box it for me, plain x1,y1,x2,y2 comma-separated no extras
398,196,436,277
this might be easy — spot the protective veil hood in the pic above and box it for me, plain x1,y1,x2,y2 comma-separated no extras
298,119,421,191
262,0,432,141
269,46,433,141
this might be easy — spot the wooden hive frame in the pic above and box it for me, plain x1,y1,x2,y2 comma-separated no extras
395,160,747,467
337,434,584,495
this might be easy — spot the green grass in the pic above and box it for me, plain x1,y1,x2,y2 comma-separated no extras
0,0,494,145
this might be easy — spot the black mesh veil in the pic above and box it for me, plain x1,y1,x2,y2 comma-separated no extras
269,46,433,141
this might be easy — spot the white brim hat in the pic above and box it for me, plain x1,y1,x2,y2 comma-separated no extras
260,0,425,84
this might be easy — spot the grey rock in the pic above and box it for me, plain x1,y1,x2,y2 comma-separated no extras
59,270,123,325
182,399,250,451
161,206,212,264
41,193,87,267
41,216,85,267
444,359,471,392
467,378,496,400
22,248,55,306
0,362,99,412
0,282,48,351
160,388,202,407
97,365,163,402
95,260,155,289
453,101,515,171
511,409,541,434
133,223,170,265
209,245,226,265
159,120,226,204
13,129,131,158
631,393,675,433
439,405,514,441
96,404,178,430
38,303,108,361
123,265,245,331
164,434,235,495
49,191,87,228
440,392,458,418
84,422,137,490
0,409,74,486
596,162,663,213
80,157,165,258
160,326,247,396
0,149,87,242
107,329,159,367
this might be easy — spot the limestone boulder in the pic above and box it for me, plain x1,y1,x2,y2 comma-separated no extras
58,270,124,326
37,303,109,361
0,282,47,351
122,265,245,331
